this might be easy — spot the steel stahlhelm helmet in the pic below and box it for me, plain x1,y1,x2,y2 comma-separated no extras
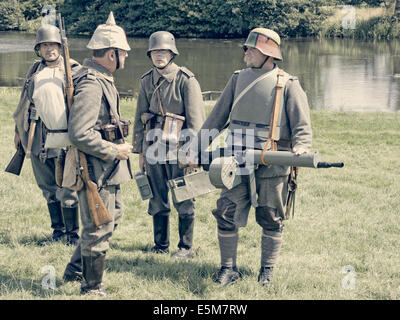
243,28,282,61
34,24,61,57
147,31,179,57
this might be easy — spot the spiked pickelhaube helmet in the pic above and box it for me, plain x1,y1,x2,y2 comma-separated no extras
87,12,131,51
243,28,282,61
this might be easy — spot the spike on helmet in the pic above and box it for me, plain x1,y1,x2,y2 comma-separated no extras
87,11,131,51
243,28,282,61
147,31,179,57
34,24,61,57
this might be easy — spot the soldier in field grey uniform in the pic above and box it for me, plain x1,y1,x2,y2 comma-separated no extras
62,12,133,296
188,28,312,287
132,31,205,259
12,24,80,246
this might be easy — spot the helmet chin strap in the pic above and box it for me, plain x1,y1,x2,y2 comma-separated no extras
253,55,270,70
154,55,175,70
43,54,61,65
114,48,120,70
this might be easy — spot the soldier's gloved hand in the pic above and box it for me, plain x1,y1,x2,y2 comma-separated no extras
292,146,308,156
138,153,146,173
14,133,20,149
116,143,133,160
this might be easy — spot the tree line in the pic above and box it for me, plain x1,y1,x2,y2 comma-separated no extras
0,0,393,38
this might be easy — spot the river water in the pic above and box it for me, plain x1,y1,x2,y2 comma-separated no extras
1,31,400,112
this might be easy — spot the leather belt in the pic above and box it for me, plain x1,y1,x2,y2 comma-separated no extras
232,120,269,128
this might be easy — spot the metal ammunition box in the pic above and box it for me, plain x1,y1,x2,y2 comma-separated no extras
168,170,217,203
134,172,153,200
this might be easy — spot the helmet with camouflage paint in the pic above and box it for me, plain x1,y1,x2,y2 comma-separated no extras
147,31,179,57
34,24,61,57
87,12,131,51
243,28,282,61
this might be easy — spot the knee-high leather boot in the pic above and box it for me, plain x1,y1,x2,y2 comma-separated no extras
63,241,82,282
80,254,108,296
47,202,65,240
172,214,195,259
151,214,169,253
62,206,80,246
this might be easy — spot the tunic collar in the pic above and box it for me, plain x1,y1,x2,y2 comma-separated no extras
250,63,277,75
152,63,179,85
83,58,114,83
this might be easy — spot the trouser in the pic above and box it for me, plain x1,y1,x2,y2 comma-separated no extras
31,154,79,237
64,185,123,279
78,184,122,257
74,184,122,290
212,175,288,268
146,161,195,249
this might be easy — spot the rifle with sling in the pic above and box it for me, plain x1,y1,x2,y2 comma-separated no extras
58,14,112,227
25,107,39,159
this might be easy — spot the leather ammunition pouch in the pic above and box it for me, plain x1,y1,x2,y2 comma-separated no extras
161,112,185,145
100,118,131,142
153,79,185,145
141,112,185,145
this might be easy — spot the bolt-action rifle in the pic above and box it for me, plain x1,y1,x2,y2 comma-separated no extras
58,14,112,227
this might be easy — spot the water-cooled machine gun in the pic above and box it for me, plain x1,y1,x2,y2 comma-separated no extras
167,147,343,217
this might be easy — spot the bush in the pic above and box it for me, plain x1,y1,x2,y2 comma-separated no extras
0,0,24,30
320,14,400,39
59,0,332,38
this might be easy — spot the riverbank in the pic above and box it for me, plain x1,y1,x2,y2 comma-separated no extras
1,87,399,300
321,5,400,39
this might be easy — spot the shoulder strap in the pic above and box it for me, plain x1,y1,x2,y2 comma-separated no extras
151,78,167,116
97,80,125,140
141,69,153,79
261,68,285,165
179,66,194,78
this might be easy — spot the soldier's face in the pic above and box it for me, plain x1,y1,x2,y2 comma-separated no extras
244,47,266,68
39,42,61,62
117,49,128,69
150,50,173,68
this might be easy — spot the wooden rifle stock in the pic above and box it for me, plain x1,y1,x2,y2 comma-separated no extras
58,14,112,227
5,141,26,175
25,121,36,159
79,152,112,226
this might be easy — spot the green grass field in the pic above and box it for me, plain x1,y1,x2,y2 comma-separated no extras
0,88,399,300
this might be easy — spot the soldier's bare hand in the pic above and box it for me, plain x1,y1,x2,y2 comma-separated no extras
292,146,308,155
185,148,200,167
116,143,133,160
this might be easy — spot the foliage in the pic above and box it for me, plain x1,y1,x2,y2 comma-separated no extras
0,0,398,39
59,0,331,38
19,0,64,21
335,0,386,6
0,0,24,30
320,13,400,39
